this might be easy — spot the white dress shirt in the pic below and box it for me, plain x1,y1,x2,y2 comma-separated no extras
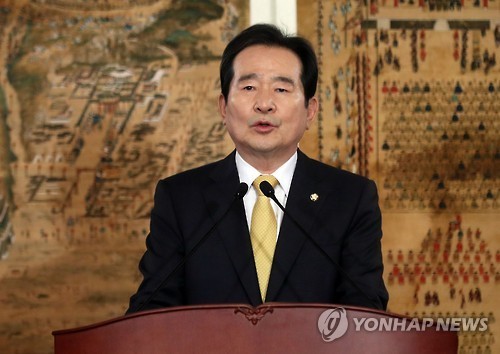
235,151,297,239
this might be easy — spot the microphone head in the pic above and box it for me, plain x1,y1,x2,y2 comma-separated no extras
259,181,275,198
235,182,249,199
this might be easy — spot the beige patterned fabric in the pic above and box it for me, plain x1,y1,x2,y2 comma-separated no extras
250,175,279,302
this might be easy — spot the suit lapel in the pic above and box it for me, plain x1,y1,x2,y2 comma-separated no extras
266,151,329,302
202,152,262,306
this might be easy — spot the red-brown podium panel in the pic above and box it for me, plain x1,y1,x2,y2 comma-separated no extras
53,303,458,354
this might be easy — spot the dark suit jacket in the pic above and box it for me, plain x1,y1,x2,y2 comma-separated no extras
127,150,388,313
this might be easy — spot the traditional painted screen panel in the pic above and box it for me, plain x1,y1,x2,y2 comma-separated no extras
298,1,499,353
0,1,247,352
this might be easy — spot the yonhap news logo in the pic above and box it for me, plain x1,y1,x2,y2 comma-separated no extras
317,308,489,342
317,307,349,342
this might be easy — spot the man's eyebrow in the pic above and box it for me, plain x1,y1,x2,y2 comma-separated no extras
272,76,295,86
237,73,258,82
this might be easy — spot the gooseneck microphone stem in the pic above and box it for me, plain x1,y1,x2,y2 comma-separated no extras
133,182,249,313
259,180,380,309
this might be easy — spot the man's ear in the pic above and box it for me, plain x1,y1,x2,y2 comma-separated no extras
305,96,319,129
218,94,227,122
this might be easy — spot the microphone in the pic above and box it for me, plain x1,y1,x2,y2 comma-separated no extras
259,180,381,309
131,182,249,313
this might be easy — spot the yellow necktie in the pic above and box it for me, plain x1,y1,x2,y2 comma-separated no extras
251,175,279,302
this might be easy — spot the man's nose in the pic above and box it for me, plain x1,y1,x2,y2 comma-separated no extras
254,90,276,113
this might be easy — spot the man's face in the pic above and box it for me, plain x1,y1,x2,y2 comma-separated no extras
219,45,317,164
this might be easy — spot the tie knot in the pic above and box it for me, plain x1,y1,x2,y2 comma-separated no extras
253,175,278,196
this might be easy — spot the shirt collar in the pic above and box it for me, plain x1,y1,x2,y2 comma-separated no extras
235,151,297,196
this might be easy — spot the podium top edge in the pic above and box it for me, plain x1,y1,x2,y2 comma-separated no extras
52,302,391,335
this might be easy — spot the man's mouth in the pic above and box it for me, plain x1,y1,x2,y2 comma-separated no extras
247,116,281,130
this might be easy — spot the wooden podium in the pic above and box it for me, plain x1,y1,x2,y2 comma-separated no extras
53,303,458,353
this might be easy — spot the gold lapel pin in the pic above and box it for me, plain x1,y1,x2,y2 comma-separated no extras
310,193,319,202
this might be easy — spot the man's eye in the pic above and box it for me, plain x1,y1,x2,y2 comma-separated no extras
243,86,254,90
276,88,287,93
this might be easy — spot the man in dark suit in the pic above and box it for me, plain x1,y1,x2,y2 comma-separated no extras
127,24,388,313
